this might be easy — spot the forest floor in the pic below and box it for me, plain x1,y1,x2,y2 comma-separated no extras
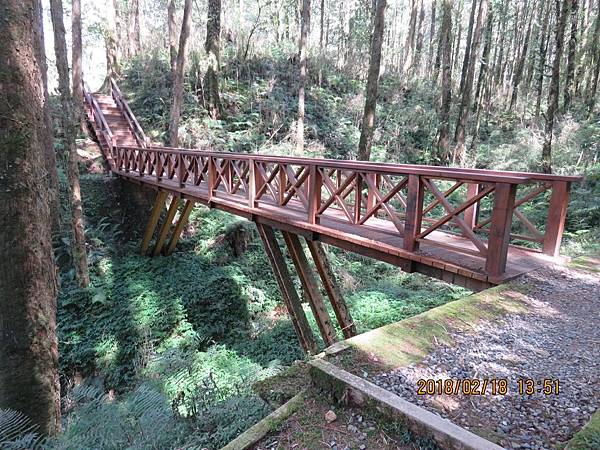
328,257,600,450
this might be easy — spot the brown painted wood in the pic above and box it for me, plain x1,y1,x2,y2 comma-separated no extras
464,183,480,229
256,224,318,354
404,174,424,252
305,240,357,338
165,200,195,255
485,183,517,277
542,181,571,257
308,164,322,224
282,232,338,346
153,196,180,256
141,191,167,254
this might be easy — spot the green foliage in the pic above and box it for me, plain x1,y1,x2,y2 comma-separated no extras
0,409,45,450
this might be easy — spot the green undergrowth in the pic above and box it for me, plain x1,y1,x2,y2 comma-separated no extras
563,409,600,450
52,172,469,449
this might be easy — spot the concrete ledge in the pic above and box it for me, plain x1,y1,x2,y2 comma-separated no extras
220,389,307,450
310,358,504,450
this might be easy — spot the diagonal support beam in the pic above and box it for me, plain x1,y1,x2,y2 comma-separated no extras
153,196,180,256
282,232,338,346
256,224,318,354
141,191,168,255
305,240,356,339
165,200,195,256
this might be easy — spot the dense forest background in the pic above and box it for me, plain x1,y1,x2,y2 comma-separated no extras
1,0,600,448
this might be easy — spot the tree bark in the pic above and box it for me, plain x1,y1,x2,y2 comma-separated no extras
535,0,552,118
33,0,60,231
50,0,90,287
105,0,120,82
296,0,310,153
168,0,178,77
130,0,142,56
542,0,570,173
563,0,579,110
357,0,387,161
204,0,224,119
509,7,534,111
168,0,193,147
0,0,60,435
437,0,453,162
458,0,478,94
454,0,489,165
586,0,600,112
72,0,84,121
428,0,437,71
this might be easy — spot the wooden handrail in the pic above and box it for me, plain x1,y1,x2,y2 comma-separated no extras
109,78,148,148
82,80,114,148
116,145,581,185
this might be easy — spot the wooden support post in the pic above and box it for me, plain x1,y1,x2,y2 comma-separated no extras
365,172,377,212
208,157,216,202
153,196,181,256
256,224,318,354
282,232,338,346
140,191,168,255
485,183,517,277
278,164,287,206
165,200,195,256
307,165,322,224
404,174,424,252
305,240,356,338
354,174,363,224
542,181,571,257
248,160,257,207
177,153,185,188
464,183,480,230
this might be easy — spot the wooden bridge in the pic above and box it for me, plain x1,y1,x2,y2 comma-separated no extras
83,79,580,352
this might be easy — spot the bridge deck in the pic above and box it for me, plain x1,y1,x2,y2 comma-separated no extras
83,78,579,291
117,170,550,290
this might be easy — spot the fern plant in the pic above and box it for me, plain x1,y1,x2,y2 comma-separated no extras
0,409,46,450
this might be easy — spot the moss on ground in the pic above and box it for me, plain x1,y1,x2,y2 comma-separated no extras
564,410,600,450
331,282,532,370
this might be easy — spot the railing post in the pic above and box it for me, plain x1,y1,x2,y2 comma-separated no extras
156,152,163,182
485,183,517,278
366,172,377,211
278,164,287,206
178,153,185,188
404,174,424,252
542,181,571,257
138,150,143,176
208,157,216,202
308,164,322,224
354,173,363,224
464,183,480,230
248,160,257,207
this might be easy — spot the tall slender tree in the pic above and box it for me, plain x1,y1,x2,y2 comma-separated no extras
357,0,387,161
454,0,489,164
0,0,60,435
50,0,90,287
563,0,579,110
168,0,193,146
296,0,311,153
72,0,84,119
168,0,178,77
542,0,570,173
437,0,453,161
586,0,600,112
205,0,224,119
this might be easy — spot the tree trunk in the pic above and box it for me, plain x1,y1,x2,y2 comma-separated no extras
130,0,141,56
563,0,579,110
50,0,90,287
535,0,552,118
437,0,453,162
357,0,386,161
458,0,478,94
402,0,418,74
168,0,193,147
0,0,60,435
509,8,534,110
428,0,437,70
296,0,310,153
168,0,178,77
204,0,224,119
454,0,489,165
105,0,120,81
542,0,570,173
72,0,84,121
586,0,600,112
33,0,60,231
473,10,493,114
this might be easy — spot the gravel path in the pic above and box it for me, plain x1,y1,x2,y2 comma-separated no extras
368,265,600,449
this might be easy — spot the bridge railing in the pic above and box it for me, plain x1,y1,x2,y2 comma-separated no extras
112,145,579,278
82,80,116,167
109,78,149,148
